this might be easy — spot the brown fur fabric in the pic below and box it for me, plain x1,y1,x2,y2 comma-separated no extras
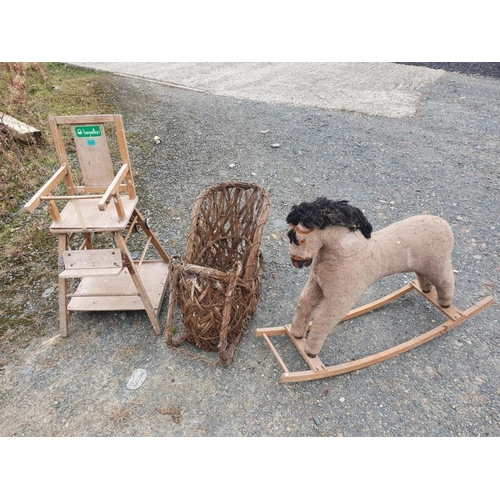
287,198,455,357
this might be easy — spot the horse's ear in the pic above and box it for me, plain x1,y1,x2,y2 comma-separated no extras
286,205,300,226
353,207,372,238
360,222,373,239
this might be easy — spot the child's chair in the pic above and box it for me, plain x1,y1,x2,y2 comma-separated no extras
23,114,171,337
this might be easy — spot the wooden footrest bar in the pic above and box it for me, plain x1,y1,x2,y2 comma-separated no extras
255,281,494,383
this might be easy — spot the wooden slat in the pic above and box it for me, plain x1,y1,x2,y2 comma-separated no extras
341,283,415,322
51,114,117,125
49,119,76,194
60,249,123,278
114,114,136,199
261,333,289,373
58,234,70,337
67,261,170,313
0,112,41,139
284,325,327,371
255,325,292,337
411,281,463,320
60,267,123,278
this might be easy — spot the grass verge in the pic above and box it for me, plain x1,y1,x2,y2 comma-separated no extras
0,62,114,352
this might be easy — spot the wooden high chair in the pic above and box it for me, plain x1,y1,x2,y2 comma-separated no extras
23,114,171,337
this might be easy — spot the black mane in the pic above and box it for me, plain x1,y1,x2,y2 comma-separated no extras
286,197,373,238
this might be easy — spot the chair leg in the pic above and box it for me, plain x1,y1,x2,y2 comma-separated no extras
57,234,70,337
113,232,162,335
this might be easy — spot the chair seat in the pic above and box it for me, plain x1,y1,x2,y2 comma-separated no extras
50,196,137,233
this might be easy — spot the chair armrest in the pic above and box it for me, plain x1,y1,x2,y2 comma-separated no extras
22,165,69,213
98,163,130,211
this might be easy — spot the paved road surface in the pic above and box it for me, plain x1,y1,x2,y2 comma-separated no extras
71,62,445,118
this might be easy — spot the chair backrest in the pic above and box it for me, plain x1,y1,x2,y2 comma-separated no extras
185,182,270,281
49,114,134,195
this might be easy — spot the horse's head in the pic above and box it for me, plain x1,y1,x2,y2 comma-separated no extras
287,224,321,268
286,197,373,269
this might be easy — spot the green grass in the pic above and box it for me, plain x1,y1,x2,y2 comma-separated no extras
0,62,114,350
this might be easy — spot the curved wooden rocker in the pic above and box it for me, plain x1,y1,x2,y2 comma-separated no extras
255,280,494,383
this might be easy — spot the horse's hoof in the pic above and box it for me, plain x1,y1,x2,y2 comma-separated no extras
306,352,317,358
290,329,305,339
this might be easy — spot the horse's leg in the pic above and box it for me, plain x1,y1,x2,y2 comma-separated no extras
416,272,433,293
303,296,354,357
290,276,323,339
432,261,455,307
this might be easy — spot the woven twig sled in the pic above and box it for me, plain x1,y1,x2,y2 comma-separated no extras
166,182,270,365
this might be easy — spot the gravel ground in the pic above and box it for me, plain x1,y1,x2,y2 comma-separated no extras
0,66,498,438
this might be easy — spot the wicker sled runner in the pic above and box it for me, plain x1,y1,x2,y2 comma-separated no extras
255,280,494,383
166,182,270,365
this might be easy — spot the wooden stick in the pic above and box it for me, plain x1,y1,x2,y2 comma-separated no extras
341,283,414,322
136,236,152,271
66,292,139,298
40,195,102,200
261,333,290,373
22,165,68,213
58,234,69,337
98,163,130,212
51,114,117,125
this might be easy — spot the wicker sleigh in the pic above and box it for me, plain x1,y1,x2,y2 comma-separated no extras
165,182,270,365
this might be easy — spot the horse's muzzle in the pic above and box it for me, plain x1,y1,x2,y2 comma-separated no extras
291,256,313,268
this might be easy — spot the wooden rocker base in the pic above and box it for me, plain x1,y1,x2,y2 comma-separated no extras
255,280,494,383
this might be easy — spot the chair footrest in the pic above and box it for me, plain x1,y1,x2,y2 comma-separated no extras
61,248,123,277
67,261,170,312
60,267,123,278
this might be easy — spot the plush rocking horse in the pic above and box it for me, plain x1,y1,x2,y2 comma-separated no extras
255,197,494,383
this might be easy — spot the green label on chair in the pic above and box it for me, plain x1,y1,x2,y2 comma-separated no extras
75,125,102,138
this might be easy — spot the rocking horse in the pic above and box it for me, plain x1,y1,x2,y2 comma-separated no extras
255,198,494,383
